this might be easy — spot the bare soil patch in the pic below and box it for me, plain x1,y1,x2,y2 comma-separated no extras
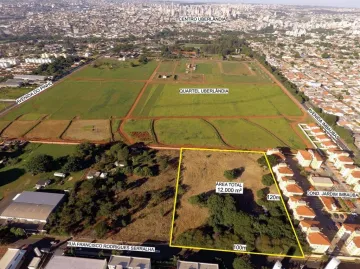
130,131,152,141
25,120,71,139
173,150,267,240
62,119,111,142
1,120,38,138
112,150,179,242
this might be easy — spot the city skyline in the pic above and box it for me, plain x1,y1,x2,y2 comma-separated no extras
174,0,360,8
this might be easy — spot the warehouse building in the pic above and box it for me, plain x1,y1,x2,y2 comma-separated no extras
44,256,107,269
0,191,65,229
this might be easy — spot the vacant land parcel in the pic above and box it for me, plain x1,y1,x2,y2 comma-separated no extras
170,148,303,257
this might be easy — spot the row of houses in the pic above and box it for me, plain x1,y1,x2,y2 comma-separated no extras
269,134,360,255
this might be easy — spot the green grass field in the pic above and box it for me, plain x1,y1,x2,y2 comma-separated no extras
0,102,10,111
133,83,302,117
194,62,218,74
71,59,158,80
3,80,145,120
158,61,177,73
0,87,36,99
249,118,306,149
0,143,83,197
123,119,154,142
154,119,224,147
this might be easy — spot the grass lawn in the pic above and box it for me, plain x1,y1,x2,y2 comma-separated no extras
158,61,177,73
0,87,35,99
112,119,122,141
0,143,82,197
133,83,302,117
123,119,154,142
0,102,11,111
154,119,224,147
221,62,252,75
210,119,285,149
249,118,307,149
194,62,218,74
71,60,158,80
0,121,11,133
2,80,145,121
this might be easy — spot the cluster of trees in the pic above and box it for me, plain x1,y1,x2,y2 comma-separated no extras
257,155,278,168
47,142,175,237
25,142,97,176
223,168,243,180
33,56,81,80
0,225,25,245
177,191,301,254
202,35,246,56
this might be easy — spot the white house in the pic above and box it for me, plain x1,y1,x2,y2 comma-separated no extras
306,229,331,254
0,248,26,269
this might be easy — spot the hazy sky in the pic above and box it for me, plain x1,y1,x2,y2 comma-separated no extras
177,0,360,8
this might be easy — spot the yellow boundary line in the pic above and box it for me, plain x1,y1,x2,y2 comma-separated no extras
169,148,305,258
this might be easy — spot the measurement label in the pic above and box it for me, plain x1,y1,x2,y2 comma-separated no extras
267,194,281,201
234,244,247,251
216,182,243,194
307,190,359,199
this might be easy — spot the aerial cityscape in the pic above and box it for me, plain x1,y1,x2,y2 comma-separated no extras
0,0,360,269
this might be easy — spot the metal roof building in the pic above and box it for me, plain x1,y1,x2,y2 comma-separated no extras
44,256,107,269
177,261,219,269
0,191,65,223
108,255,151,269
0,248,26,269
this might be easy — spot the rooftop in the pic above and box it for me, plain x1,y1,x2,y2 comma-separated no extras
307,232,331,246
295,206,316,217
44,256,107,269
108,255,151,269
177,261,219,269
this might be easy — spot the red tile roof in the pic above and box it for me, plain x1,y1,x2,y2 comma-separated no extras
307,232,331,246
278,167,294,175
300,220,320,228
298,150,312,161
286,184,304,194
296,206,316,217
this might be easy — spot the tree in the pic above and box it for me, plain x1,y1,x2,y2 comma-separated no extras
138,54,148,64
76,142,96,159
223,168,241,180
62,156,83,173
25,154,53,175
262,174,274,186
257,155,277,168
233,256,254,269
257,188,267,200
321,52,331,58
94,222,108,238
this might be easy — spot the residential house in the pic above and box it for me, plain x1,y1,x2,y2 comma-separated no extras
319,196,339,213
299,220,320,233
108,255,151,269
335,223,360,242
177,261,219,269
306,228,331,254
288,196,307,210
35,179,51,190
346,171,360,185
308,176,333,188
293,205,316,221
309,150,323,169
334,156,354,170
340,164,359,178
296,150,312,167
283,184,304,197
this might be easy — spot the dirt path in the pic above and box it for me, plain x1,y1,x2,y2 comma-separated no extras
118,62,161,143
201,119,233,148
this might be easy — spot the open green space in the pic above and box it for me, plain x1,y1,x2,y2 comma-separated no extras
194,62,218,74
0,87,35,99
0,143,83,197
0,121,11,133
0,102,10,111
133,83,302,117
210,119,285,149
71,59,157,80
154,119,224,147
2,80,145,121
249,118,306,149
111,119,122,141
123,119,154,142
158,61,177,73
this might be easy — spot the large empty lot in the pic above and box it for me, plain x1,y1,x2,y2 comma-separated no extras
0,58,309,149
170,149,302,256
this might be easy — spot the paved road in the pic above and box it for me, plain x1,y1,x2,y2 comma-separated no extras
302,103,350,151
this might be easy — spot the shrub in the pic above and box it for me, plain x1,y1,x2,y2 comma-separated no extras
262,174,274,186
